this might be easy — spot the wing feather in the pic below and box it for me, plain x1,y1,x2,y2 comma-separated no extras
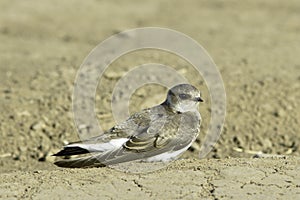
54,107,201,167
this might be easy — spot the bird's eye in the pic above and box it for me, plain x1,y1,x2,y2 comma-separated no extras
179,93,191,100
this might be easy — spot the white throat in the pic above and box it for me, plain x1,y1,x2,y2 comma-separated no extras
174,102,198,113
166,97,198,113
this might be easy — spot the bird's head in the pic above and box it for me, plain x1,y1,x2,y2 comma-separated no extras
164,84,203,113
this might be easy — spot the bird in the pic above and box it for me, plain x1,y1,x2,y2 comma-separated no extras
53,84,204,168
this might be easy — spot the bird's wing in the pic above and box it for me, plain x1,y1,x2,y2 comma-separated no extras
120,110,200,153
54,111,200,168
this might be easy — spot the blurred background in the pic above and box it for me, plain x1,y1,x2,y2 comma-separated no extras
0,0,299,173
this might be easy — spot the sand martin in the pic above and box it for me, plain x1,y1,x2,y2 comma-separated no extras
54,84,203,168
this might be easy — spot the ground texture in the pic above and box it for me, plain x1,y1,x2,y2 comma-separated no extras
0,0,299,199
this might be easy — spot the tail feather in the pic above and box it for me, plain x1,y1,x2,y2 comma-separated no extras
53,138,128,157
52,146,90,156
54,155,105,168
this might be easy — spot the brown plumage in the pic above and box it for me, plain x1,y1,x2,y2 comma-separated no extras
54,84,203,168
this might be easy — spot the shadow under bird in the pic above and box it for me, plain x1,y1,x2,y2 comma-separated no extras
53,84,204,168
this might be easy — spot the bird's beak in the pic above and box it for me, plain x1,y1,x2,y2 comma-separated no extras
195,97,204,102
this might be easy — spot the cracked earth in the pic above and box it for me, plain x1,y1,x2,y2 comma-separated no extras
0,158,299,199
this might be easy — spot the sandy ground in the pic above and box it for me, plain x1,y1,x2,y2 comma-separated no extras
1,158,299,199
0,0,299,199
